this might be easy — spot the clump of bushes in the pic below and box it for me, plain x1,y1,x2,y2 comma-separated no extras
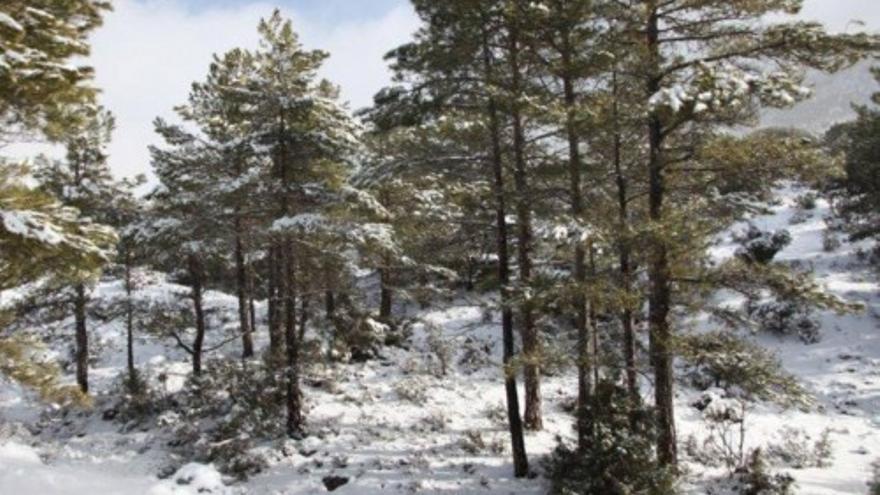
750,300,821,344
735,225,792,265
159,358,284,479
545,380,675,495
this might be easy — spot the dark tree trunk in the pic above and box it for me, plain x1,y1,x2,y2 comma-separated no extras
325,290,335,319
299,293,310,343
283,242,304,437
124,254,136,385
507,18,542,432
267,245,283,360
379,265,392,322
74,283,88,394
235,223,255,359
646,2,677,466
561,47,593,450
481,21,528,478
611,70,639,417
189,256,206,377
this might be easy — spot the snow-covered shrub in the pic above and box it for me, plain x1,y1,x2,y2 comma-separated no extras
751,300,821,344
394,376,429,403
459,430,487,455
731,449,794,495
414,411,447,433
795,192,818,211
735,225,792,265
425,323,452,377
680,331,810,406
458,430,505,455
161,359,280,479
110,370,159,425
544,380,675,495
822,230,842,252
691,393,749,469
457,337,491,374
766,427,832,469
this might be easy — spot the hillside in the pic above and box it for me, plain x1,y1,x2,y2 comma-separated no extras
1,185,878,494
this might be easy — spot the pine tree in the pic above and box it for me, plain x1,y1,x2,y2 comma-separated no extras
175,48,262,359
236,10,361,437
144,120,226,377
381,0,530,476
34,105,118,393
826,67,880,246
0,0,111,141
614,0,876,466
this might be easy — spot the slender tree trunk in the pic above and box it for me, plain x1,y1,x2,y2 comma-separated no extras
482,20,528,478
124,254,136,385
561,48,593,450
74,283,89,394
507,17,542,432
283,241,304,437
379,264,392,322
325,290,335,319
611,70,639,415
234,221,255,359
646,2,677,466
189,256,206,377
268,245,283,360
299,293,310,343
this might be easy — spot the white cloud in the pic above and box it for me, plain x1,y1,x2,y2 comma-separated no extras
799,0,880,33
26,0,418,181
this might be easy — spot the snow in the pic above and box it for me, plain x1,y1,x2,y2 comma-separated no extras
0,185,879,494
148,464,229,495
0,209,66,245
0,12,24,33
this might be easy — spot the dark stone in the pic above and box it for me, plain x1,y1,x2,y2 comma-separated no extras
322,475,349,492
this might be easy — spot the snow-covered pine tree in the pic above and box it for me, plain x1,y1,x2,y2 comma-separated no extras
610,0,877,466
379,0,532,476
144,120,227,377
33,105,119,393
174,48,265,359
235,10,361,437
0,0,110,142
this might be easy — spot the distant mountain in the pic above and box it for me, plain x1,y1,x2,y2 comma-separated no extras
761,60,876,135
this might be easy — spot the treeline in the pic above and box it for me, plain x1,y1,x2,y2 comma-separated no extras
2,1,880,493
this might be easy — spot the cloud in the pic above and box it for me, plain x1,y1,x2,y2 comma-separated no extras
799,0,880,33
67,0,419,180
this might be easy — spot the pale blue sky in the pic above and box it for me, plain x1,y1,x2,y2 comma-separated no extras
181,0,405,20
10,0,879,181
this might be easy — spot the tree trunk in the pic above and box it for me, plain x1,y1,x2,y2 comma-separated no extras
74,283,89,394
482,20,528,478
267,245,283,360
379,265,392,322
611,69,639,417
189,256,206,377
283,242,304,437
507,17,542,432
124,254,136,385
646,2,677,466
325,290,335,319
299,293,310,343
235,223,255,359
561,47,593,450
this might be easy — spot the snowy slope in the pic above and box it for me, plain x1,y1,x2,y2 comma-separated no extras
1,186,879,494
761,61,876,135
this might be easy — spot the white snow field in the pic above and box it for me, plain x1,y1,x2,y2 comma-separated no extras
1,186,878,494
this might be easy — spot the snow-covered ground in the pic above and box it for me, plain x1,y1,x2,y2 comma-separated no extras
1,186,878,494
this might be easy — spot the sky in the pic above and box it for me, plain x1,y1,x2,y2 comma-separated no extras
8,0,880,182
